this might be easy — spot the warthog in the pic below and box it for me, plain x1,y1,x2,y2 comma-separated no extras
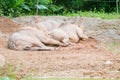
34,17,87,40
32,17,88,45
8,27,66,51
50,23,88,45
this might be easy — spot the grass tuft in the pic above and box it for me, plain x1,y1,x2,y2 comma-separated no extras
63,11,120,19
105,42,120,54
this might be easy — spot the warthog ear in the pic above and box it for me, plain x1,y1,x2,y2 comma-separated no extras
27,17,41,28
20,17,37,27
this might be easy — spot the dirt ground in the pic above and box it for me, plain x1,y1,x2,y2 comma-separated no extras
0,16,120,79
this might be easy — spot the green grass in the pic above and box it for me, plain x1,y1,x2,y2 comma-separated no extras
105,42,120,54
22,78,106,80
6,11,120,20
0,77,117,80
5,11,120,20
0,77,120,80
0,77,116,80
63,11,120,19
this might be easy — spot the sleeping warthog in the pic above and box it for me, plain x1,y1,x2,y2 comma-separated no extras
33,18,88,45
50,23,88,45
8,27,66,51
35,18,88,44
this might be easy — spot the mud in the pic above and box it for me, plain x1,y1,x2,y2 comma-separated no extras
0,16,120,79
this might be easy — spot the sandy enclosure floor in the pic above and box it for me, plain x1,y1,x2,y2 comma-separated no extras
0,16,120,79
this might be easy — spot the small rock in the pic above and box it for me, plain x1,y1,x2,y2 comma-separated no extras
104,60,113,65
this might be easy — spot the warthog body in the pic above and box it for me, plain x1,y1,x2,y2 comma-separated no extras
50,23,88,45
39,19,63,31
9,17,88,50
33,18,88,45
8,27,66,51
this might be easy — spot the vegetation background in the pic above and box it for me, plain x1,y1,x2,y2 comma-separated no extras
0,0,119,17
0,0,120,80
